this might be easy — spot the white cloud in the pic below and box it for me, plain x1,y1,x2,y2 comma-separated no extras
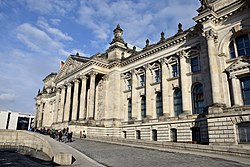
23,0,78,16
37,17,73,41
0,93,16,102
75,0,200,48
16,23,70,57
50,18,61,26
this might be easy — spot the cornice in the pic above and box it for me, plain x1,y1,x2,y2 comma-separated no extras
194,0,248,24
121,31,192,67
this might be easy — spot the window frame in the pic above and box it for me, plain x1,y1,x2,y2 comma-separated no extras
240,76,250,105
229,33,250,59
173,89,183,116
156,92,163,118
192,83,204,114
190,56,200,73
154,68,161,83
141,96,146,119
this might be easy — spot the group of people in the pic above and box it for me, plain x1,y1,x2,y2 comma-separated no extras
35,127,73,143
34,127,87,143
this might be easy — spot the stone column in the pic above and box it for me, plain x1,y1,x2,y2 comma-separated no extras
72,79,80,121
87,71,97,119
34,104,39,128
53,88,60,123
64,83,72,122
160,58,169,117
58,86,66,122
145,64,153,118
131,69,138,120
230,75,242,106
38,103,43,127
205,29,222,105
79,75,87,120
178,51,191,114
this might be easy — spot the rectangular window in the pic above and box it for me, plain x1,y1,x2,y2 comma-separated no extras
171,64,178,77
139,74,145,87
241,77,250,105
190,57,200,72
154,69,161,82
127,79,132,90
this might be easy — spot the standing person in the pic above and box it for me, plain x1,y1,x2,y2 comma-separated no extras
80,131,82,138
58,130,63,142
83,130,86,138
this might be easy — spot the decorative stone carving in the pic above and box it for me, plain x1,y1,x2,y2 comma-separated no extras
204,29,218,41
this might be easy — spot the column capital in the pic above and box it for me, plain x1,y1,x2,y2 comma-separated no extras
176,50,187,59
89,71,98,76
229,75,237,79
204,29,217,40
102,74,109,81
143,64,151,70
73,78,80,83
60,85,66,89
66,82,72,87
80,75,88,80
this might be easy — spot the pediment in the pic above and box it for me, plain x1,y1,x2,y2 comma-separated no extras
55,56,84,82
225,57,250,72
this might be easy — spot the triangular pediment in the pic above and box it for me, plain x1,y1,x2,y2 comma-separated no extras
225,57,250,72
55,55,86,82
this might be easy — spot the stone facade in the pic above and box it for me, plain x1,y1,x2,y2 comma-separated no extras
35,0,250,145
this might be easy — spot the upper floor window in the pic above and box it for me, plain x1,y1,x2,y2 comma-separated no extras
127,79,132,90
171,64,179,78
154,69,161,82
190,56,200,72
240,76,250,105
139,74,145,87
229,34,250,58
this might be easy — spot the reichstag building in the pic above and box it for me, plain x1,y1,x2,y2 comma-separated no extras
35,0,250,145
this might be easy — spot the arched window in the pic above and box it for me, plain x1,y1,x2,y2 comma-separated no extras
229,34,250,58
238,122,250,143
128,99,132,120
174,89,183,116
192,84,204,114
156,93,163,118
141,96,146,119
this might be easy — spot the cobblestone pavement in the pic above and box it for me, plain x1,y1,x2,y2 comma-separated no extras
67,138,249,167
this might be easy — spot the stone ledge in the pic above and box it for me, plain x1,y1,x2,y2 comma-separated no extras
0,130,73,165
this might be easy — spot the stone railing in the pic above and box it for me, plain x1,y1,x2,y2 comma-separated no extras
0,130,73,165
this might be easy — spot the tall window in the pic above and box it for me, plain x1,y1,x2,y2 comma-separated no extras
238,122,250,143
192,84,204,114
139,74,145,87
127,79,132,90
156,93,163,118
240,76,250,105
141,96,146,119
229,34,250,58
154,69,161,82
171,64,179,77
190,57,200,72
128,99,132,120
174,89,182,116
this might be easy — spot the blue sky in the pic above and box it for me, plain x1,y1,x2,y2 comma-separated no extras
0,0,200,114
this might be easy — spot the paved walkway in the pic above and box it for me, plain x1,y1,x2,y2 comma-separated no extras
67,138,250,167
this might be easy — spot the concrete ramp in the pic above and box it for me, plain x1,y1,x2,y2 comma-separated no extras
0,130,104,166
